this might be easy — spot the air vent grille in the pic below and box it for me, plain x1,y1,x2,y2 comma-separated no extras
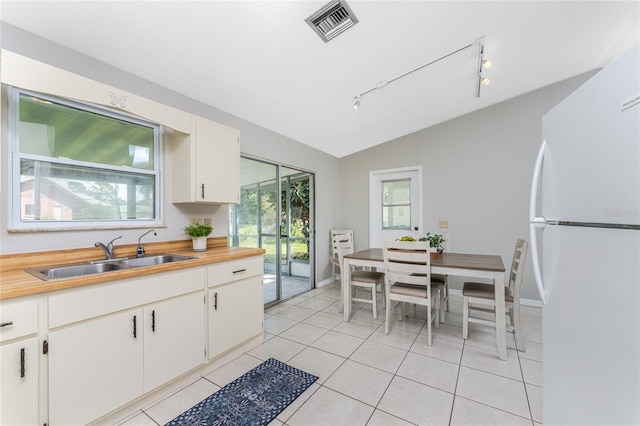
305,0,359,43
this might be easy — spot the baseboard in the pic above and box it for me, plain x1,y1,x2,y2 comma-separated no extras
316,278,333,288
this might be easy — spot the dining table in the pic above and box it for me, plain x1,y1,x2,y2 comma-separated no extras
341,248,508,360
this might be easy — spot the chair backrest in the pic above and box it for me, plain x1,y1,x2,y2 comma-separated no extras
330,229,354,260
508,239,529,301
383,240,431,289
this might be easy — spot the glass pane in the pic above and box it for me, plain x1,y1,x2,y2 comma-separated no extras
19,93,155,170
383,179,410,204
20,159,154,221
382,205,411,229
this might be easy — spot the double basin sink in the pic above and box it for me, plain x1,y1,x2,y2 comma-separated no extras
25,254,196,281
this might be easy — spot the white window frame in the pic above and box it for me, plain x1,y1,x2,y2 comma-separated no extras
8,87,163,231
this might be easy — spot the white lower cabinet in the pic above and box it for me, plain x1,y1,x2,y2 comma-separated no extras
0,297,40,426
208,256,263,359
0,337,39,426
48,291,206,425
49,308,144,426
143,292,205,392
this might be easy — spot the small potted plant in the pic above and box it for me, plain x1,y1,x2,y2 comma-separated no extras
183,223,213,252
419,233,445,258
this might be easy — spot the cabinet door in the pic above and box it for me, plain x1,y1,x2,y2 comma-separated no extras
194,116,240,204
208,275,263,359
143,292,205,392
0,337,38,426
49,308,143,426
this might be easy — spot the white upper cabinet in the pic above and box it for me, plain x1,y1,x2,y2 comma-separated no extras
171,115,240,204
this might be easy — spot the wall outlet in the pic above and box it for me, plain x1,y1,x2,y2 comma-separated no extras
190,218,202,226
203,217,212,226
439,220,449,228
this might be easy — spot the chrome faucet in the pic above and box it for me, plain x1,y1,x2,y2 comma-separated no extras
137,230,157,258
95,235,122,260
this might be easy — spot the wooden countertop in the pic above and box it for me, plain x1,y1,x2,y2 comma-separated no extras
0,237,265,300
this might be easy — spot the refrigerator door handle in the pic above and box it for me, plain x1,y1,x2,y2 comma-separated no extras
529,140,547,223
529,222,548,305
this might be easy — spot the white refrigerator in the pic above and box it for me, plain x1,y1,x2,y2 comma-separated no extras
529,44,640,425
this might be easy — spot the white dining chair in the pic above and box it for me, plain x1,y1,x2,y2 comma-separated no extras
335,237,385,319
383,240,440,345
462,238,529,351
330,229,354,283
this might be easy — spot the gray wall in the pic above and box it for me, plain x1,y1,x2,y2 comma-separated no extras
0,23,341,283
339,72,595,301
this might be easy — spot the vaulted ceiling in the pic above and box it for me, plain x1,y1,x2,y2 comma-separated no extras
2,1,638,158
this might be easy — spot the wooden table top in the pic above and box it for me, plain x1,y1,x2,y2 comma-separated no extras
345,248,505,272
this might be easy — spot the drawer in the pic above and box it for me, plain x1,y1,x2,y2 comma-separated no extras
0,298,38,342
208,256,262,288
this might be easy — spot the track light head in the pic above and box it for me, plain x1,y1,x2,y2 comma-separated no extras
353,96,360,109
481,76,491,86
482,59,492,69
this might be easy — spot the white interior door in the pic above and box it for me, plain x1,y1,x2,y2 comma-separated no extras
369,167,422,248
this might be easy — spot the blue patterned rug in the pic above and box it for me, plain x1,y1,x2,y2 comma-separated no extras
165,358,318,425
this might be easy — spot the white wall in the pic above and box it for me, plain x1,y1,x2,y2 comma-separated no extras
0,23,342,283
338,72,596,300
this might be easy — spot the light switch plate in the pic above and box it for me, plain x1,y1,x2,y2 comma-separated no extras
190,218,202,226
439,220,449,228
203,217,212,226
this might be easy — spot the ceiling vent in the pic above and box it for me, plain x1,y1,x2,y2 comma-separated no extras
305,0,359,43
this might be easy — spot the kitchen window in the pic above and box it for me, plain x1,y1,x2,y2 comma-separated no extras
9,88,161,230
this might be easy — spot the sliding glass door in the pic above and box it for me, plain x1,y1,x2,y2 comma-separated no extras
229,157,315,306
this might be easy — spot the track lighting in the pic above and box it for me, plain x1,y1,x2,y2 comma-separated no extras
353,37,491,108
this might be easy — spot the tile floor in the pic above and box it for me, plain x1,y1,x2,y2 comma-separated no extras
115,282,542,426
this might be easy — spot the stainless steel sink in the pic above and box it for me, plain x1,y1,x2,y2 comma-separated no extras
25,254,196,281
26,262,131,280
117,254,195,267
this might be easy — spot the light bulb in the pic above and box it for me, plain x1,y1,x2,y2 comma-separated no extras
481,76,491,86
482,59,492,69
353,97,360,109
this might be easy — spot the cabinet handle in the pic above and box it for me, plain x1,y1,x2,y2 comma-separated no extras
232,269,247,274
133,315,137,339
201,183,205,199
214,292,218,310
20,347,25,378
152,310,156,332
0,321,14,328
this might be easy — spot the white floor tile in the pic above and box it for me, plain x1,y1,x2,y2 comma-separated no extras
287,346,346,384
279,322,329,346
143,378,220,425
277,305,318,322
264,315,298,335
520,357,542,387
456,366,530,419
396,351,460,393
117,411,156,426
410,334,464,364
450,396,532,426
368,327,419,351
366,409,415,426
311,330,365,358
202,354,263,388
349,340,407,374
303,311,344,329
247,335,306,362
377,376,454,425
287,386,374,426
526,383,543,423
332,319,381,339
461,345,523,381
324,359,394,406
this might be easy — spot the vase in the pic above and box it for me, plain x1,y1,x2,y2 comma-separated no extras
192,236,207,252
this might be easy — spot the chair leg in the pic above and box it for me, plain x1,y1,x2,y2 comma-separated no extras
462,295,469,339
398,301,404,321
439,288,445,323
371,286,378,319
434,289,440,329
512,304,525,352
426,301,432,346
